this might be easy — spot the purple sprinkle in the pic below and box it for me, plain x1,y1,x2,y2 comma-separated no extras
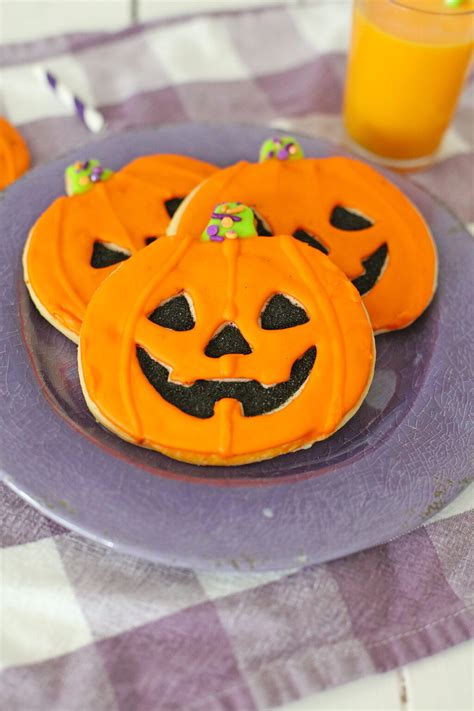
82,160,90,170
210,234,224,242
213,213,242,223
277,148,289,160
207,225,219,237
90,165,104,182
268,150,275,158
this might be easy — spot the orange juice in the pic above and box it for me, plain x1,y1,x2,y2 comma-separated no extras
344,0,473,164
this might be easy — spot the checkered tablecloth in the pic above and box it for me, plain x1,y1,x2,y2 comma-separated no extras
1,4,473,710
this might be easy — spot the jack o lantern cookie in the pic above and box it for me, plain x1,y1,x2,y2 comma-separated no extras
169,137,437,334
23,154,217,342
79,203,375,466
0,117,30,190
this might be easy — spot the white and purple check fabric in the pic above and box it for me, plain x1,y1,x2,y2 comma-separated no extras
1,5,473,710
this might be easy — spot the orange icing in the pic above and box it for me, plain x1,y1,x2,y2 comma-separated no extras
0,117,30,190
171,157,437,333
79,233,374,465
24,155,216,341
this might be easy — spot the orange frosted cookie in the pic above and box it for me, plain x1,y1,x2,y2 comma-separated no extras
0,117,30,190
169,137,437,334
79,203,375,466
23,155,217,342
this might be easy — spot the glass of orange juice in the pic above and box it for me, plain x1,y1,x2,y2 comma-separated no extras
344,0,473,168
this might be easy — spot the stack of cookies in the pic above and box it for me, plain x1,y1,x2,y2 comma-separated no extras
23,137,437,466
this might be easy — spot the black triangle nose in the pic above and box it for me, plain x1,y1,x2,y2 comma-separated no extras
205,323,252,358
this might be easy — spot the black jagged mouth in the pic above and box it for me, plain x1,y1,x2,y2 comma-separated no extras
351,243,388,296
136,346,316,419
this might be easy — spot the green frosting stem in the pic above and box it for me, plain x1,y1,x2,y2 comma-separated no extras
65,159,113,196
201,203,258,242
259,136,304,162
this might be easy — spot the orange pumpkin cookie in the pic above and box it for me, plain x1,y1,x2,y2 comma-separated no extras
0,117,30,190
169,137,437,334
23,154,217,342
79,203,375,466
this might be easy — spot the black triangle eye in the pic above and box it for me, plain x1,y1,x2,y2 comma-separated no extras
148,293,195,331
91,241,131,269
253,209,273,236
292,229,329,255
260,294,309,330
164,197,185,218
330,206,373,231
145,236,157,246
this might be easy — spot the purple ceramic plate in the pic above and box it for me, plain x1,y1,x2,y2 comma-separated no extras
1,123,472,571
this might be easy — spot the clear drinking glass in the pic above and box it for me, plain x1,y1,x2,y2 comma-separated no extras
344,0,474,168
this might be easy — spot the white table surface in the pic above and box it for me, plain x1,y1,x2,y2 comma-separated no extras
1,2,472,709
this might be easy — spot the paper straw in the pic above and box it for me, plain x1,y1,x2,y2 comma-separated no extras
34,65,105,133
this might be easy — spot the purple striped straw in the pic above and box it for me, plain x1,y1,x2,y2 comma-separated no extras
35,65,105,134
